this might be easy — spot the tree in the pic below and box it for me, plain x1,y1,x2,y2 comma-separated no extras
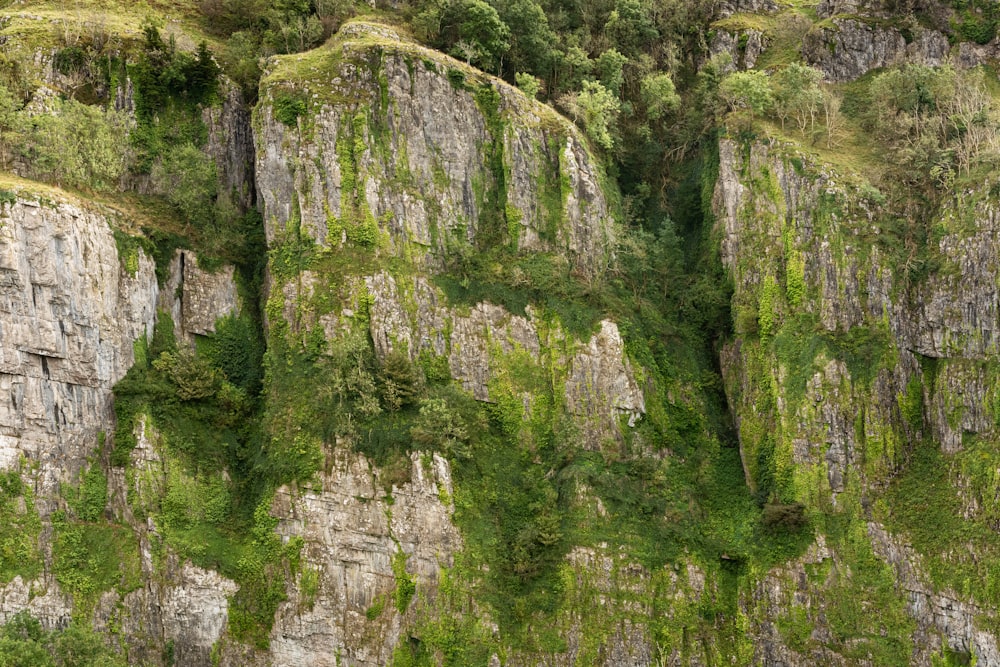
494,0,555,79
437,0,510,73
719,70,773,127
515,72,542,99
595,48,628,97
379,351,420,412
772,62,823,134
605,0,659,57
411,398,470,458
151,142,218,228
26,98,128,190
562,80,621,150
640,72,680,121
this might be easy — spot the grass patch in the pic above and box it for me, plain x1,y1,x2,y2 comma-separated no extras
0,469,42,584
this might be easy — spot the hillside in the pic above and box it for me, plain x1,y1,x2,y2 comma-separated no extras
1,0,1000,664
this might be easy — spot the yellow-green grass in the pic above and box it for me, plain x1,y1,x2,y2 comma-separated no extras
0,0,221,54
0,170,190,239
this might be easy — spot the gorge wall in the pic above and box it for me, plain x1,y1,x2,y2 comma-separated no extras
4,0,1000,663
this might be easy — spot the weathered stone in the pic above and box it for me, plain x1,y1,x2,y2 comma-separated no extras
0,191,250,665
0,196,157,511
715,0,778,18
203,78,257,210
715,135,1000,663
709,28,768,72
802,19,949,81
255,21,616,279
262,450,460,667
158,250,240,344
364,271,643,442
564,320,645,450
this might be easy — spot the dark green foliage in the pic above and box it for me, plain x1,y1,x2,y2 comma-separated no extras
200,313,266,396
0,612,127,667
417,350,451,384
446,68,467,89
0,470,41,584
954,1,998,44
436,252,604,340
7,94,129,190
418,0,510,73
900,375,924,431
885,439,1000,611
273,91,307,127
815,512,916,663
410,397,470,459
221,31,265,102
53,46,87,76
131,28,220,119
940,647,973,666
380,351,421,411
226,497,302,649
762,503,807,531
111,306,304,648
151,142,218,228
200,0,329,58
128,26,221,215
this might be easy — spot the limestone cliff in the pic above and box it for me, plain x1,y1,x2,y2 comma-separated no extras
0,183,248,663
714,136,1000,664
255,22,615,279
11,2,1000,663
241,21,667,665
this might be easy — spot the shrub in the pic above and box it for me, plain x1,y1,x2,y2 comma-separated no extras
151,142,218,229
762,502,807,531
515,72,541,100
273,92,307,127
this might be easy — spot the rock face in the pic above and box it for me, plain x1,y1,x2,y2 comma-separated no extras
709,28,768,72
0,190,248,663
715,0,778,18
362,271,643,447
714,137,1000,663
20,6,1000,664
263,451,459,667
255,21,616,279
248,20,655,666
802,18,949,81
158,249,241,344
0,195,157,510
203,80,257,210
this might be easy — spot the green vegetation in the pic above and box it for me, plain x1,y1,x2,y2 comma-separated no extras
0,612,128,667
3,0,1000,660
392,550,417,613
0,469,42,584
884,437,1000,611
52,510,142,618
110,307,305,648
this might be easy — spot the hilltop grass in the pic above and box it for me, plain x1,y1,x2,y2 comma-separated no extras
260,19,574,135
0,0,220,51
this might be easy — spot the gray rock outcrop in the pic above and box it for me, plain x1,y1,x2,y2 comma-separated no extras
362,271,644,448
158,249,240,344
0,189,245,662
714,136,1000,662
254,21,616,279
802,19,949,81
263,451,460,667
0,194,157,511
